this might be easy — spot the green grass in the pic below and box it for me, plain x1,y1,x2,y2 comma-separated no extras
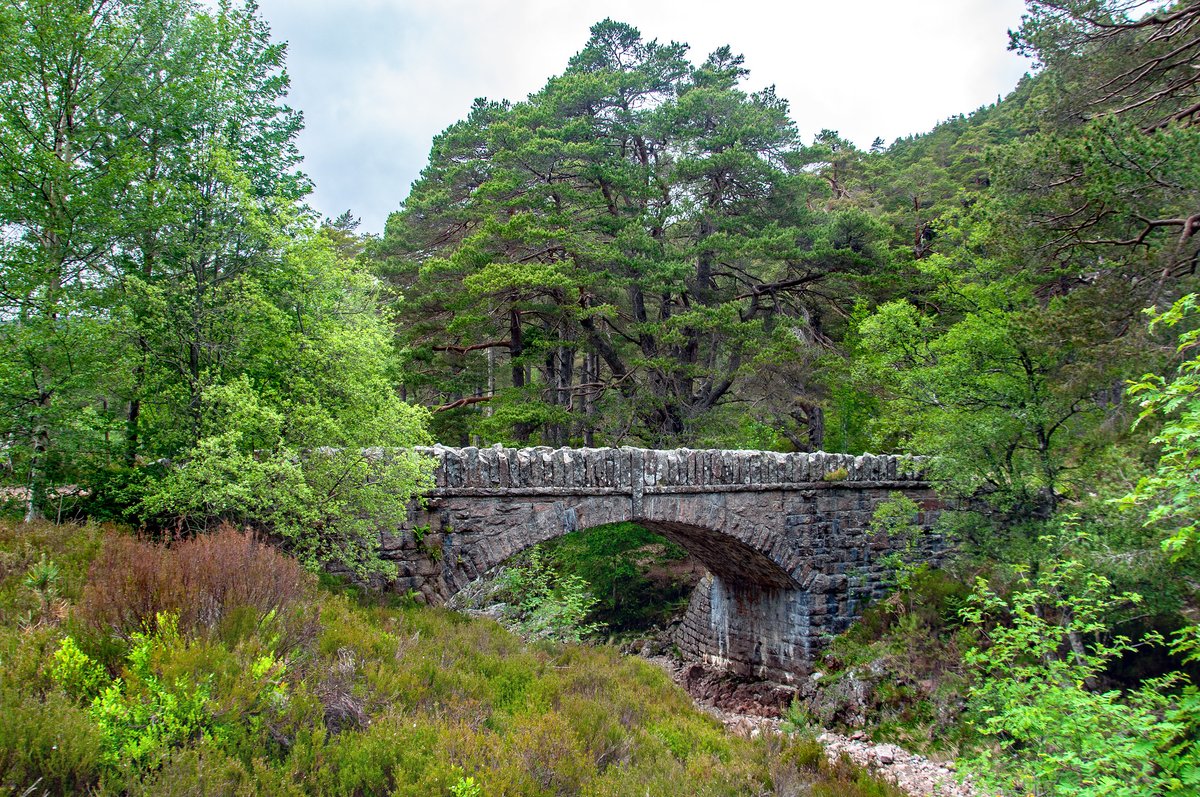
0,520,904,797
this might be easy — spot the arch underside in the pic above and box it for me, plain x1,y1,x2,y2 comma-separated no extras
633,519,798,591
447,503,800,596
445,515,811,679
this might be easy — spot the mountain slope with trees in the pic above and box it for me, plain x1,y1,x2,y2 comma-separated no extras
2,1,1200,795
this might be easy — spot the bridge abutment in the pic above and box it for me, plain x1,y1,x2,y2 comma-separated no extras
675,575,816,682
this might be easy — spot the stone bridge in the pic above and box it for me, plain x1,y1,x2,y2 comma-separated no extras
380,446,945,681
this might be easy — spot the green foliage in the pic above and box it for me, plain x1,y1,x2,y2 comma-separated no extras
1123,294,1200,559
0,679,104,795
48,611,294,778
856,290,1112,515
450,774,484,797
22,554,59,601
382,20,897,448
137,377,432,577
0,1,431,583
780,698,820,739
870,493,926,597
50,636,108,703
494,549,605,642
0,521,104,627
959,527,1200,796
50,614,213,771
801,568,973,754
21,553,61,626
0,0,191,521
539,522,696,633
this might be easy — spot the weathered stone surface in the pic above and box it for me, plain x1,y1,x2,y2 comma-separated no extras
383,446,942,681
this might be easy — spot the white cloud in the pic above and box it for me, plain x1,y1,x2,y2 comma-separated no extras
256,0,1031,232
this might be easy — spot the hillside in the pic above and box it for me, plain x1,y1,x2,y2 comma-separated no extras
0,520,900,796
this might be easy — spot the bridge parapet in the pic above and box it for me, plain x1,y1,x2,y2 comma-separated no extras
416,445,926,496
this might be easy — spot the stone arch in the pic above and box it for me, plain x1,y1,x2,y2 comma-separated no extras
407,492,802,602
428,504,809,682
631,519,798,590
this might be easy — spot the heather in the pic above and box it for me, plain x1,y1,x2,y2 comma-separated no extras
0,521,900,797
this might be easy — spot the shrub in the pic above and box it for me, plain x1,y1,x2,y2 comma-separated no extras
0,520,104,623
50,636,107,701
53,614,214,771
124,744,254,797
0,683,103,795
50,612,297,778
870,493,925,598
493,549,604,642
136,377,433,579
451,775,483,797
76,525,311,640
780,698,819,738
959,533,1200,796
793,566,974,754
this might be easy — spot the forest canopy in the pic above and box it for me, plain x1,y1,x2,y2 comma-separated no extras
0,0,430,573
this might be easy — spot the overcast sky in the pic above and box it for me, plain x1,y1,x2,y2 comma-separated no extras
254,0,1034,234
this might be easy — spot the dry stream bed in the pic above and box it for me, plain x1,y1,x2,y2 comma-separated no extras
638,651,983,797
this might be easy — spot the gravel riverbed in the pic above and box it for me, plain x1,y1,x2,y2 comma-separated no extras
644,655,985,797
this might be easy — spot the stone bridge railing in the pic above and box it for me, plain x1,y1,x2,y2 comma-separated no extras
417,445,927,500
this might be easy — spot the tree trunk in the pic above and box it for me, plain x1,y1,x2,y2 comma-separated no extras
582,352,597,447
806,403,825,451
509,309,532,443
24,388,51,522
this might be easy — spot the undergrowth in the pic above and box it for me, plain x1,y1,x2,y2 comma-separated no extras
0,520,903,797
796,567,976,756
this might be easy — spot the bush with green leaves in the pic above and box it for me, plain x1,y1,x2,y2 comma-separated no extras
51,611,289,774
451,775,484,797
493,548,605,643
959,527,1200,796
1122,294,1200,559
53,613,214,770
138,377,432,578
